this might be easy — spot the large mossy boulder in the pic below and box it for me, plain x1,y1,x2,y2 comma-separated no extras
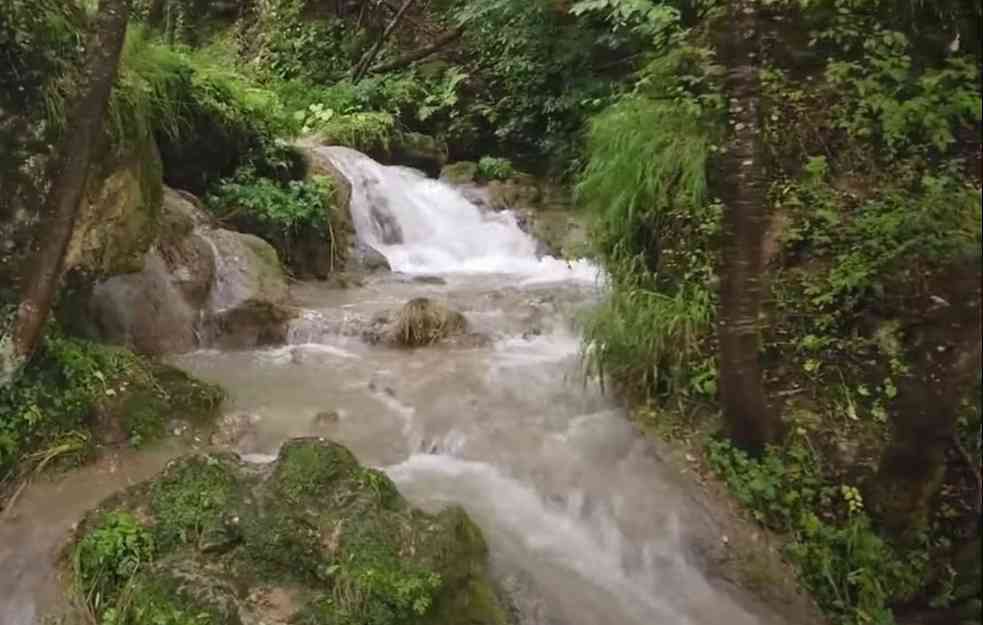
88,188,295,354
69,438,510,625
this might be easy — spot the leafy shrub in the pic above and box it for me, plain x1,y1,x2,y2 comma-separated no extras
707,438,928,625
74,512,156,612
206,168,337,272
777,158,982,323
312,111,396,154
0,0,81,113
825,30,981,154
476,157,516,181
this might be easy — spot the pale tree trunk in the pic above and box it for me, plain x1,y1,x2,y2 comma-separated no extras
716,0,784,454
10,0,130,367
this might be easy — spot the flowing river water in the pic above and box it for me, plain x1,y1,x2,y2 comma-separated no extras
1,148,793,625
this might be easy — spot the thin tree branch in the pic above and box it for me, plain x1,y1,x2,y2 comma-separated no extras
353,0,417,83
368,26,464,74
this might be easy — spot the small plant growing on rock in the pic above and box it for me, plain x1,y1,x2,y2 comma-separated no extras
73,512,155,613
477,157,516,182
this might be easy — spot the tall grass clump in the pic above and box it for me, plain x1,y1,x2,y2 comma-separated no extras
578,47,724,400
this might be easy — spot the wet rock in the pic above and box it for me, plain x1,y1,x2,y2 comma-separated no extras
88,189,295,354
67,439,511,625
312,410,340,427
210,413,261,451
486,177,542,211
412,275,447,285
352,242,391,272
389,131,448,177
441,161,479,185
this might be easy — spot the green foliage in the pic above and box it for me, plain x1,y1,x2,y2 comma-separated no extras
579,44,723,399
74,512,156,615
476,157,516,181
571,0,681,39
454,0,628,169
111,27,294,191
0,0,81,112
0,329,140,474
583,279,717,399
707,437,928,625
150,456,240,551
247,0,356,83
307,110,396,153
776,159,981,324
825,31,981,154
206,167,336,264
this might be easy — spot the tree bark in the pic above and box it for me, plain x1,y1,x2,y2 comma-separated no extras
368,26,464,74
716,0,784,454
11,0,130,363
352,0,416,83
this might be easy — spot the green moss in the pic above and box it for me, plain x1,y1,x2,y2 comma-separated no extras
153,364,226,423
273,438,358,503
125,562,241,625
238,508,326,583
440,162,478,185
150,455,242,552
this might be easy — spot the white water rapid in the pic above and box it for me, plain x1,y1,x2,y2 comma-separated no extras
322,146,599,283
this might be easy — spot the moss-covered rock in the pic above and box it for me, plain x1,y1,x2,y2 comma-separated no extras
440,161,479,185
67,438,511,625
65,137,165,277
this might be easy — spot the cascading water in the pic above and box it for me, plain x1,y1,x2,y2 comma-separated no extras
321,146,599,282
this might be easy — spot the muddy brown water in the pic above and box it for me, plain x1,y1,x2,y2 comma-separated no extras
1,149,799,624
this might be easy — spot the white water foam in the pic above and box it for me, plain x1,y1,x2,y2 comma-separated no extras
320,146,601,283
386,453,702,625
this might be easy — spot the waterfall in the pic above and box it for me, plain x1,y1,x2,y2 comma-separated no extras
319,146,599,283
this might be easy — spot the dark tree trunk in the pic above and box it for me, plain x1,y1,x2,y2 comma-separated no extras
353,0,416,83
716,0,784,454
11,0,130,363
872,258,982,537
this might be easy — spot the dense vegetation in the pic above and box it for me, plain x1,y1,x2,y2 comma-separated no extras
1,1,980,624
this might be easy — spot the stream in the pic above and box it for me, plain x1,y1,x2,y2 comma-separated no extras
1,148,788,625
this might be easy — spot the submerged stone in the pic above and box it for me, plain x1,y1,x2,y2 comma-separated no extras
68,438,511,625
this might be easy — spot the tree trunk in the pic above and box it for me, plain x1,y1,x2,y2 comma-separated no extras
716,0,784,454
352,0,416,83
872,257,982,537
11,0,130,364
